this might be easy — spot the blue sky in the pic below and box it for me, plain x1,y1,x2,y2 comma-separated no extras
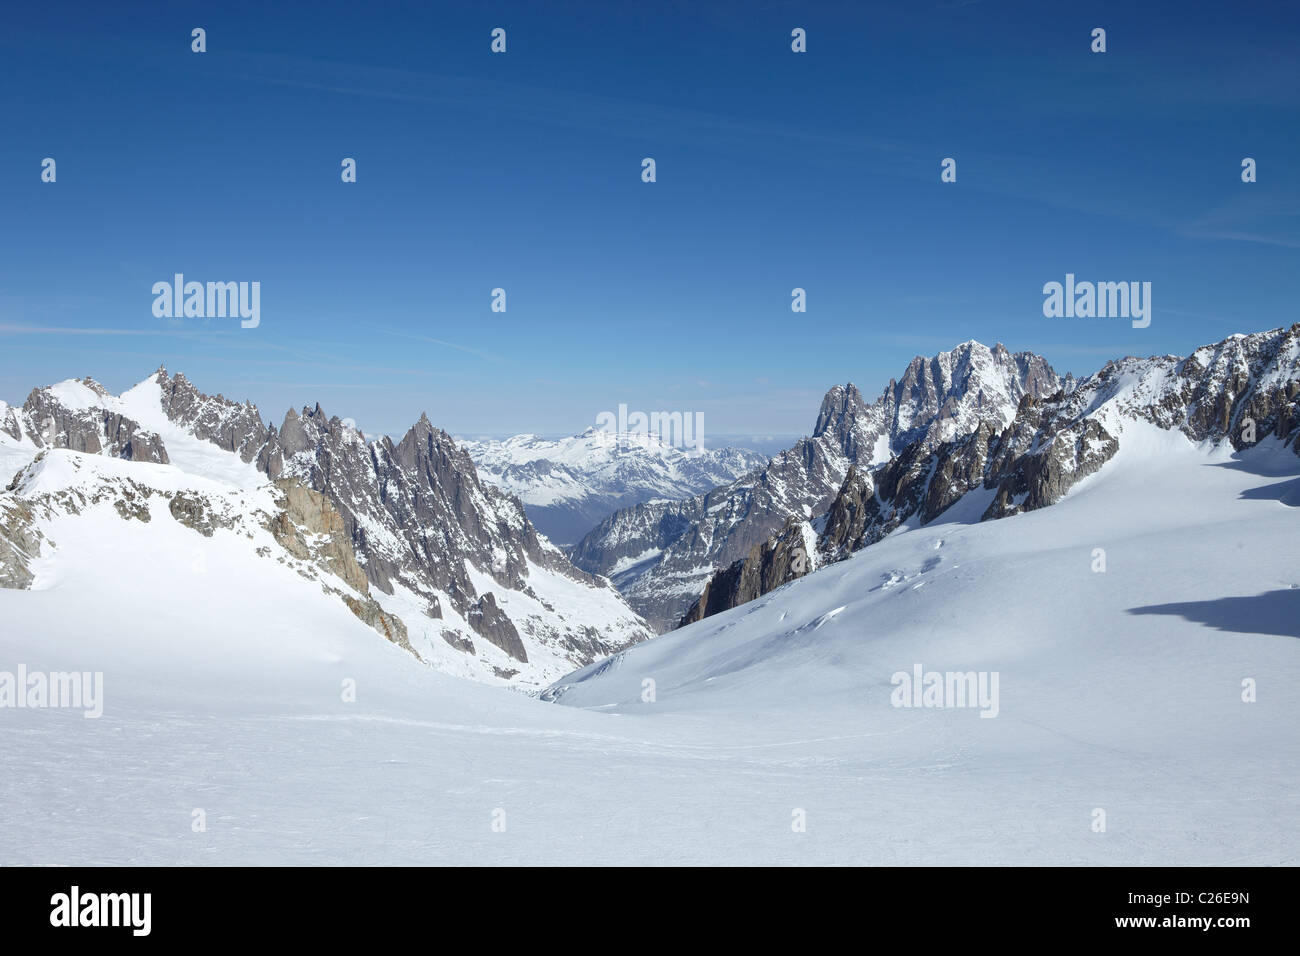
1,0,1297,440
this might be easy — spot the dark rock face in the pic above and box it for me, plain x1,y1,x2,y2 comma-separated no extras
847,419,1005,544
573,341,1061,632
113,420,170,464
818,465,874,562
679,518,811,626
467,593,527,663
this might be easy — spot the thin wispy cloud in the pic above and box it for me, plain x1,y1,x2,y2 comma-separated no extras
0,324,217,337
377,330,504,363
1179,228,1300,249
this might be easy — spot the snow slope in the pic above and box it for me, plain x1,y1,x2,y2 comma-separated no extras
1,424,1296,864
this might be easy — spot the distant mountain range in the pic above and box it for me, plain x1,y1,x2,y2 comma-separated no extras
461,430,768,546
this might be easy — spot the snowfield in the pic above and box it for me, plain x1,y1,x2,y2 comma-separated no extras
1,421,1296,865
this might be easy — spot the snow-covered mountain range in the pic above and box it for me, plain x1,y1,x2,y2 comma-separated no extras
0,370,652,689
4,356,1295,864
460,429,767,546
569,341,1061,632
681,324,1300,625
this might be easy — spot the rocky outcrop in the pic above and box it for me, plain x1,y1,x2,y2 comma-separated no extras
113,483,154,522
169,492,222,536
679,518,811,626
467,593,527,662
264,478,369,594
0,499,42,589
342,594,412,654
982,408,1118,520
263,478,371,596
442,630,475,654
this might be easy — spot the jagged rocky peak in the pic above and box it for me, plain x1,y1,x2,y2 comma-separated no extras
812,382,867,434
259,390,651,676
394,411,472,474
153,366,277,465
278,404,319,457
811,382,871,458
571,339,1061,632
682,325,1300,629
809,341,1060,467
886,340,1060,448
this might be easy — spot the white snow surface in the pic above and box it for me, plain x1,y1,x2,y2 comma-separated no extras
2,424,1296,864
